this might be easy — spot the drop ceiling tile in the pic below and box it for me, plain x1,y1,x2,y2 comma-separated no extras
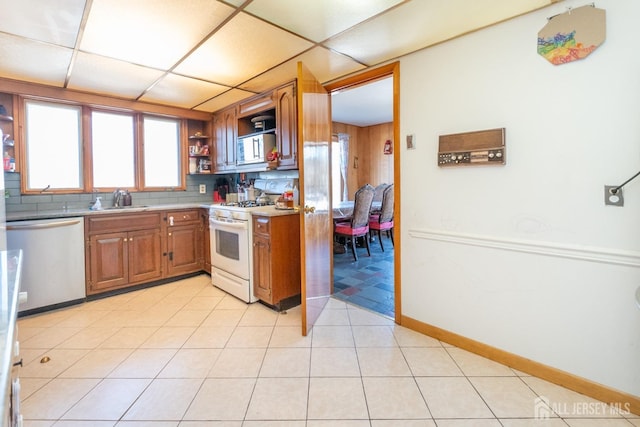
80,0,235,69
326,0,553,65
0,33,72,87
174,11,314,86
0,0,85,47
140,73,230,109
240,47,366,93
245,0,403,42
195,88,256,113
67,52,164,99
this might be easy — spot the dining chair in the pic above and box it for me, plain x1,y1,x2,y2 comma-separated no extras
334,184,375,261
369,183,394,251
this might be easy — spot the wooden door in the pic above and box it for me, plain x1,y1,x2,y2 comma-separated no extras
88,232,128,293
166,224,201,277
128,228,163,284
297,62,332,335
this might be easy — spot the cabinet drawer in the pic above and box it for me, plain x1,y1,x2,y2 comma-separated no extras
87,212,161,234
253,216,270,236
166,209,200,225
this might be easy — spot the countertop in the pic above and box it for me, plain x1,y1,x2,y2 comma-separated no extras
0,250,23,425
6,203,213,222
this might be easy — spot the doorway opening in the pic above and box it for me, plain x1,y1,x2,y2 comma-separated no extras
326,63,400,322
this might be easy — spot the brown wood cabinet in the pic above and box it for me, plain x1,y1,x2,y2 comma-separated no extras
275,83,297,169
252,214,301,310
165,209,202,277
201,208,211,273
213,105,236,172
85,213,163,295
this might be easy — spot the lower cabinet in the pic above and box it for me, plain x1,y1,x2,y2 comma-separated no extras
252,213,301,310
165,209,202,277
86,213,163,295
85,209,205,296
201,208,211,273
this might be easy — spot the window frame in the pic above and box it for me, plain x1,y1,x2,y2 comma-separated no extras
19,96,187,195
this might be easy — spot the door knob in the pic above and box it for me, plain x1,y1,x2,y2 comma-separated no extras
303,205,315,214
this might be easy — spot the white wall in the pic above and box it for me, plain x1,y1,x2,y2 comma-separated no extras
400,0,640,397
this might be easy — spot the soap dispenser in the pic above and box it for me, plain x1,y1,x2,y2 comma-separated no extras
92,197,103,211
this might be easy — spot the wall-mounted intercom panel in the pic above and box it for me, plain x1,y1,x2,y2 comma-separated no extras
438,128,506,167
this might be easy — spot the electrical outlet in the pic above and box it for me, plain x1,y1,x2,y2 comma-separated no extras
199,184,206,194
604,185,623,207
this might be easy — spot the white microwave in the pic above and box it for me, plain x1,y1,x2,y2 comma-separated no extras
237,133,276,165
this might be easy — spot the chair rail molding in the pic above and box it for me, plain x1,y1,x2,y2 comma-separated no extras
408,228,640,268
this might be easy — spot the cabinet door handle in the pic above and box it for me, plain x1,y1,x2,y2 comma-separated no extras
168,232,172,236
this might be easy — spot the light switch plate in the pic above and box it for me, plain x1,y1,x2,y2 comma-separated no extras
199,184,206,194
406,134,415,149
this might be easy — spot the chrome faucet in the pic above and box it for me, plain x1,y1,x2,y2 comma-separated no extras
113,189,123,207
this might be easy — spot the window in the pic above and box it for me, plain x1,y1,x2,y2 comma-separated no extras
25,100,82,191
91,111,135,188
22,98,185,193
143,116,180,188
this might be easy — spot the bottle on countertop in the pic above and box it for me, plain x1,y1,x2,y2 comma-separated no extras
292,185,299,207
92,197,103,211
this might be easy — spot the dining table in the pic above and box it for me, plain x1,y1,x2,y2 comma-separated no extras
332,200,382,222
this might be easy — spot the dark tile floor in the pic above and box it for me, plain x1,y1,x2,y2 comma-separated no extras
332,233,395,318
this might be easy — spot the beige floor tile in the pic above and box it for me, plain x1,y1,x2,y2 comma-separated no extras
352,326,397,347
446,347,516,376
347,306,394,326
522,376,625,418
19,377,51,400
314,308,350,326
59,348,133,378
215,295,250,310
108,349,177,378
357,347,411,376
244,422,304,427
182,326,234,348
208,348,266,378
370,421,436,427
627,419,640,427
195,284,229,298
201,309,245,327
164,310,211,327
21,327,84,349
182,378,255,421
18,348,49,366
434,420,501,427
94,311,144,328
362,377,431,419
563,420,636,427
53,309,112,328
226,326,273,348
275,306,302,327
269,326,312,347
470,377,540,418
21,378,101,420
130,307,179,327
245,377,309,420
310,347,360,377
499,420,570,427
98,327,159,348
123,378,203,421
14,325,46,341
18,309,75,328
239,304,280,326
62,378,150,420
139,326,196,348
402,347,464,376
181,296,223,311
57,326,121,349
392,326,442,347
308,377,368,419
416,377,494,419
20,348,90,378
117,421,178,426
311,326,354,347
259,347,310,377
54,421,116,426
158,348,221,378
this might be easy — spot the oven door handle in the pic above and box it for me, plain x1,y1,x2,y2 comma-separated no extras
209,218,248,229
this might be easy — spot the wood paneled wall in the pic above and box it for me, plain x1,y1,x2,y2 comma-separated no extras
333,121,394,198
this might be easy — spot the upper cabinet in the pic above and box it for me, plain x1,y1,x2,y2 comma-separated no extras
186,119,212,174
212,80,298,173
0,93,17,173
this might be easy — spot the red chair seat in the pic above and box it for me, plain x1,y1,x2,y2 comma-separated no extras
335,222,369,235
370,220,393,231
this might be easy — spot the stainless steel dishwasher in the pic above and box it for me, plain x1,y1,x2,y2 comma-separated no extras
7,217,86,315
